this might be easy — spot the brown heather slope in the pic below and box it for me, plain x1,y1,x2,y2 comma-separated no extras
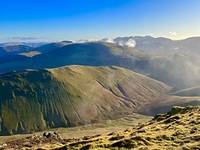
1,106,199,149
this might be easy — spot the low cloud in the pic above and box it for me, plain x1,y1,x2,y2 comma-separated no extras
117,38,136,48
169,32,177,36
101,38,114,43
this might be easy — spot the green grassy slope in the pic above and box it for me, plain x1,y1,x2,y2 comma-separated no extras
0,65,170,135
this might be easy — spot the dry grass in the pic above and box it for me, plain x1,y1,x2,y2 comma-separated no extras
1,106,200,149
63,106,200,150
0,113,151,149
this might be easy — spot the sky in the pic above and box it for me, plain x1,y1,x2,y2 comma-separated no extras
0,0,200,42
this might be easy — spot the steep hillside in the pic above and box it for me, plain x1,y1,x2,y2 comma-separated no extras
0,65,170,135
2,106,200,149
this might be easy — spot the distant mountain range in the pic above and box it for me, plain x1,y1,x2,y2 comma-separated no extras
79,36,200,57
1,38,200,89
0,42,49,48
1,36,200,56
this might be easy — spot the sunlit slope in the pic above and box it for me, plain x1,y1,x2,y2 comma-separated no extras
0,65,170,135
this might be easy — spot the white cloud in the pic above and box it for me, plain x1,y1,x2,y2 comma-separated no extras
101,38,114,43
77,39,99,43
169,32,177,36
115,38,136,48
124,38,136,47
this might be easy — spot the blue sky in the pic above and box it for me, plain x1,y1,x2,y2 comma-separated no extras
0,0,200,42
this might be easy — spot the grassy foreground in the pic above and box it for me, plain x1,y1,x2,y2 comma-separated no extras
0,106,199,149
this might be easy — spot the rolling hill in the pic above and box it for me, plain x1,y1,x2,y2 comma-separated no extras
0,65,170,135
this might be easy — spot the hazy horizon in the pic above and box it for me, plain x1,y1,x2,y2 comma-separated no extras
1,35,200,44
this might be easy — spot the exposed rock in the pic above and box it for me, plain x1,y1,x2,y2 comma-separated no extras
43,131,61,140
